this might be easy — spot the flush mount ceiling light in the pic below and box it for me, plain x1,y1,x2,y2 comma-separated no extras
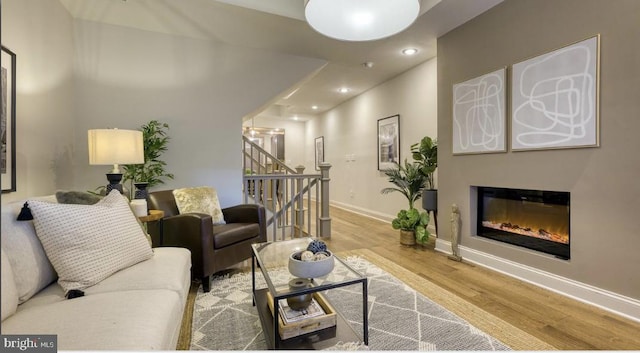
304,0,420,42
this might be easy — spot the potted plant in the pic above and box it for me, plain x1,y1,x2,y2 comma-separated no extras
122,120,174,199
391,208,431,245
381,159,431,245
410,136,438,212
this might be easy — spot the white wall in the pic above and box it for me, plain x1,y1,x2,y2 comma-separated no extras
1,0,75,203
1,1,326,207
305,58,437,221
245,117,307,170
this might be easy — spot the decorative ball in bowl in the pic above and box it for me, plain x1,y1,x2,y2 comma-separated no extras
288,240,335,279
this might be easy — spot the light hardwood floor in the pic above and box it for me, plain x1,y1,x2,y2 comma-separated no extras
321,206,640,350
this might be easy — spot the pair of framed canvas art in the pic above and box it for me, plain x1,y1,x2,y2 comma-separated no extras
452,35,599,155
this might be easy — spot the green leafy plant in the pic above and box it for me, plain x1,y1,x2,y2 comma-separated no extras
410,136,438,190
380,159,427,210
122,120,174,190
381,159,432,244
391,208,431,244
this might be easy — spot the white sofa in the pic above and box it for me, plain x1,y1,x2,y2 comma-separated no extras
0,194,192,350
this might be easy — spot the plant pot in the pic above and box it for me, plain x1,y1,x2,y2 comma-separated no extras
399,230,416,246
422,189,438,212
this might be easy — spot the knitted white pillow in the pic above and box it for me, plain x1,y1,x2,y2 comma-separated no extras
28,190,153,294
1,248,19,320
173,186,226,225
1,197,58,304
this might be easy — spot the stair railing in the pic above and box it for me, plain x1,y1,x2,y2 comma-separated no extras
242,136,331,240
243,135,297,175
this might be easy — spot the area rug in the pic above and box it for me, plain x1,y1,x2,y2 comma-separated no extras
188,250,552,350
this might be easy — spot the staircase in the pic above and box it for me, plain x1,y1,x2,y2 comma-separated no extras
242,136,331,241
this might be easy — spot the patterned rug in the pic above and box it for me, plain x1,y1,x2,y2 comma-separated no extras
189,255,511,351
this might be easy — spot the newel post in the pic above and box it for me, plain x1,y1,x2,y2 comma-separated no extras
294,165,306,237
319,163,332,238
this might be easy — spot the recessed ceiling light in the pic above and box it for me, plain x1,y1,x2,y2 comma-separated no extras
311,105,319,110
402,48,418,56
293,116,299,121
338,87,350,94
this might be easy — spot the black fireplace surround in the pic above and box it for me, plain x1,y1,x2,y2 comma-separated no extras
476,186,570,259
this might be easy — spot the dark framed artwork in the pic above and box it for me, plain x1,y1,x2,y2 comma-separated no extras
377,114,400,170
1,46,16,193
314,136,324,171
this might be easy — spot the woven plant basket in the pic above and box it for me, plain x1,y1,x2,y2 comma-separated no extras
399,230,416,246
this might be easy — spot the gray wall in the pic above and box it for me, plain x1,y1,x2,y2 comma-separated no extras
71,19,325,206
438,0,640,299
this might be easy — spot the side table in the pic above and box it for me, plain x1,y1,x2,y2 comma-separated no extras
138,210,165,246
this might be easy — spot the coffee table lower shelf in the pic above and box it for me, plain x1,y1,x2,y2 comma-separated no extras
254,288,362,350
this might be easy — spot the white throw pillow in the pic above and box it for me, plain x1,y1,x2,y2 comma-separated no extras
1,196,58,303
173,186,226,225
1,248,19,320
28,191,153,294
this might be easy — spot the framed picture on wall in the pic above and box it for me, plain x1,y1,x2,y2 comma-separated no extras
314,136,324,170
452,67,506,154
1,46,17,193
511,35,600,151
377,114,400,170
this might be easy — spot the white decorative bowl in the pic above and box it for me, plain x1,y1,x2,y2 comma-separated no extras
288,250,335,279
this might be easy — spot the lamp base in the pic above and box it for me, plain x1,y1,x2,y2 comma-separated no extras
133,182,149,200
106,173,124,194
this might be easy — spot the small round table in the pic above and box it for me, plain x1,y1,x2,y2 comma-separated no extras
138,210,165,246
138,209,164,223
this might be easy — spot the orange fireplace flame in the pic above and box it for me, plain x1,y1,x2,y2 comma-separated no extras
483,198,569,244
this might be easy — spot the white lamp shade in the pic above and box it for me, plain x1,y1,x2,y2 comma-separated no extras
88,129,144,166
304,0,420,42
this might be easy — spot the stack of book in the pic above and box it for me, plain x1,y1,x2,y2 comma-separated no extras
277,298,325,325
266,291,338,340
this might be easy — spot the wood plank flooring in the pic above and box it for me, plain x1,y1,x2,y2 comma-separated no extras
322,205,640,350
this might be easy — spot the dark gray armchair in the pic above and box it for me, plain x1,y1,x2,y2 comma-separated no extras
147,190,266,292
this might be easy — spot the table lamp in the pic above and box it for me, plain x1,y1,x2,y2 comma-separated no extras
88,128,144,194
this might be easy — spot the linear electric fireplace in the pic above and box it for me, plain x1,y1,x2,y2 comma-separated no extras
477,187,570,259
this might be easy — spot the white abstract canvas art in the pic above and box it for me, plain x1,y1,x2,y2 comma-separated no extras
452,68,506,154
511,36,599,151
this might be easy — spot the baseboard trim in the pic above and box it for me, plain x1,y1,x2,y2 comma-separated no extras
329,201,438,234
329,200,392,223
435,239,640,323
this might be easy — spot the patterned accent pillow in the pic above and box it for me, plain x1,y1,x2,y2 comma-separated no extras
173,186,226,225
28,191,153,294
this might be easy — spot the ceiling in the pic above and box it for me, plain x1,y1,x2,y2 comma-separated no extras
58,0,503,121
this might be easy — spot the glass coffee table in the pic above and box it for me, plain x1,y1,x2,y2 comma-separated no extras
252,238,368,349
